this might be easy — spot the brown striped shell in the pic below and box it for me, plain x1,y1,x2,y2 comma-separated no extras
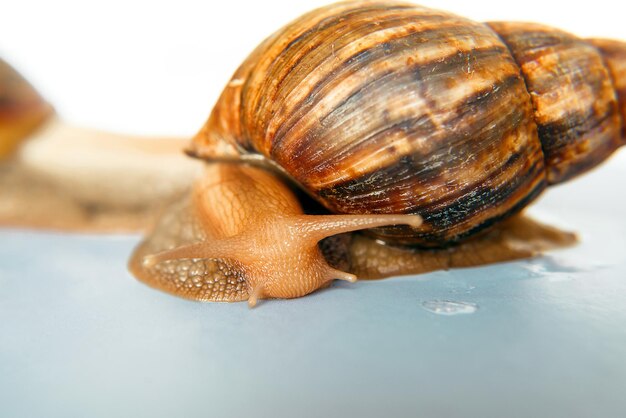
190,0,625,246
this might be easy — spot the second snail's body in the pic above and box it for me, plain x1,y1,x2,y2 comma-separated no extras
129,0,625,304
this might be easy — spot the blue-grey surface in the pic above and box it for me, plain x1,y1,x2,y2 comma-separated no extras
2,157,626,418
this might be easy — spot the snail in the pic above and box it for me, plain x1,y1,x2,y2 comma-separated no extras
2,1,623,307
128,0,624,306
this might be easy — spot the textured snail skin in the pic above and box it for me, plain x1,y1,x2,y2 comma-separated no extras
190,0,626,246
129,163,421,306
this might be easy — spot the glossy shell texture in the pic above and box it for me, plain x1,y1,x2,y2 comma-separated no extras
191,1,625,246
488,22,623,184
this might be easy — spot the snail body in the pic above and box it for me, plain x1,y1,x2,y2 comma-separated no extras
191,0,626,246
130,163,421,306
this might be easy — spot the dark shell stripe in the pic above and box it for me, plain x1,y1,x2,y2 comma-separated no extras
488,21,622,184
373,156,546,244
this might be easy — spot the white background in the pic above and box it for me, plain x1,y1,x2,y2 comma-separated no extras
2,0,626,137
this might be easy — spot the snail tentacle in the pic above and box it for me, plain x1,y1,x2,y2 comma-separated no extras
291,213,422,241
141,213,421,272
247,286,265,308
141,238,241,269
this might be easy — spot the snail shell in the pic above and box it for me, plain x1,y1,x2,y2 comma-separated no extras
190,0,625,246
0,58,53,159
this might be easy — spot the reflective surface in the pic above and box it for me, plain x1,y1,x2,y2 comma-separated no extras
1,154,626,418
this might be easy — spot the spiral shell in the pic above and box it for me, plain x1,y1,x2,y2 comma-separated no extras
190,1,625,246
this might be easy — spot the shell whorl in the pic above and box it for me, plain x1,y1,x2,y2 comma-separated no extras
191,1,624,246
488,22,624,184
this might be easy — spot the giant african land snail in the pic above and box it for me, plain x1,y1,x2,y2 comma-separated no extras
4,1,626,306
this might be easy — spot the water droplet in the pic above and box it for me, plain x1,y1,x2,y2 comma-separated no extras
421,300,478,316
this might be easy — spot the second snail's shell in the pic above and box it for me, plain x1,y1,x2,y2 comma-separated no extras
190,0,625,246
0,58,53,159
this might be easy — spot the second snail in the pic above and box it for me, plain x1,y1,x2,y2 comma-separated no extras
4,0,625,306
